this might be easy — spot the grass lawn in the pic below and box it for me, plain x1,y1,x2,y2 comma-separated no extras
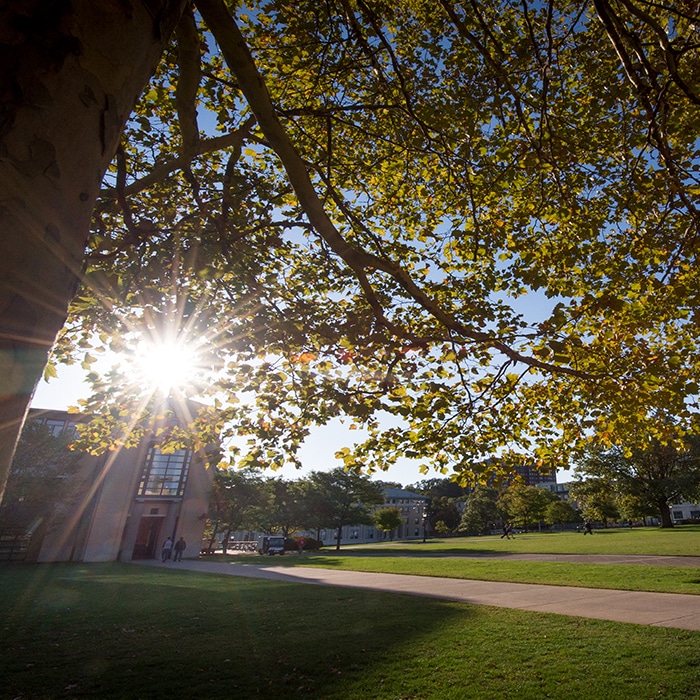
341,525,700,556
2,563,699,699
288,556,700,594
217,526,700,595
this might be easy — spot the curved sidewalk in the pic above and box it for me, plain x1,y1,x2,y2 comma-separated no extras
138,558,700,631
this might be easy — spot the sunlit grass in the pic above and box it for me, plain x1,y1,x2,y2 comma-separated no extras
220,526,700,595
341,525,700,556
290,556,700,594
1,564,699,699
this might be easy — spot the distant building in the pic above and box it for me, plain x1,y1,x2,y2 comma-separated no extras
0,405,215,563
511,464,557,487
670,502,700,524
540,482,570,501
312,487,428,544
375,488,429,540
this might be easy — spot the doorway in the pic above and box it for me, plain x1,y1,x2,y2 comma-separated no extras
132,517,162,559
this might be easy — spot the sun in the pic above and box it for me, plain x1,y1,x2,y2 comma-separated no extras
133,339,200,395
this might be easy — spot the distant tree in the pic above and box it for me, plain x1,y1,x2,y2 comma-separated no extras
544,500,579,532
306,468,384,550
568,477,620,527
428,495,462,533
574,438,700,528
410,479,469,500
372,507,404,540
459,485,499,535
207,468,264,552
247,478,305,538
432,521,451,535
292,477,332,543
373,480,404,490
498,484,557,533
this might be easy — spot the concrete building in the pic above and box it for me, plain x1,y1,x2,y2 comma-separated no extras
512,464,558,487
670,502,700,524
0,405,214,563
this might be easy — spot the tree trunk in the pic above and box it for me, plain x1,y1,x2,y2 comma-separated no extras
658,497,674,528
335,527,342,551
0,0,186,501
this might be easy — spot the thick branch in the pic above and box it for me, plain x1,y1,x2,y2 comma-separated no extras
175,4,202,153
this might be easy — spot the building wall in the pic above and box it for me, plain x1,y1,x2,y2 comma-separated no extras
670,502,700,523
18,408,214,563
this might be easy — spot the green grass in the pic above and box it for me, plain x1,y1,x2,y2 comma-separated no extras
2,563,700,699
293,556,700,594
342,525,700,556
216,526,700,595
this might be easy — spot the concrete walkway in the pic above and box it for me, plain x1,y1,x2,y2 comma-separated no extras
137,556,700,632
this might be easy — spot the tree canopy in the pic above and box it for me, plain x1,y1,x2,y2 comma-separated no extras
305,468,384,549
572,438,700,527
3,0,700,495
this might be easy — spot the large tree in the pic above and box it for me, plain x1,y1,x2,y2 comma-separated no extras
459,485,499,535
306,468,384,550
4,1,700,499
568,475,621,526
498,482,557,532
0,0,187,500
573,438,700,527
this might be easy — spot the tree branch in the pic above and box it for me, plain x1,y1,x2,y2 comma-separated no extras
99,119,256,200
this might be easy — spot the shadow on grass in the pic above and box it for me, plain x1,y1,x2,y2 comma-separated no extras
0,563,470,699
3,563,700,699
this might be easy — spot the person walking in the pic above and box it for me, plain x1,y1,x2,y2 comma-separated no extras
583,520,593,535
173,537,186,561
161,537,173,562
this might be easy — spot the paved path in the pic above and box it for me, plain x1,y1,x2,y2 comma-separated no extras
137,557,700,632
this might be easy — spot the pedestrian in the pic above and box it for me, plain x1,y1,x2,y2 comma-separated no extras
173,536,186,561
583,520,593,535
500,524,512,540
297,537,305,555
161,537,173,562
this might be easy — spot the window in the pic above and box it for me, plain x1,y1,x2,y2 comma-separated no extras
673,511,684,520
41,419,77,437
138,447,191,497
691,511,700,519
